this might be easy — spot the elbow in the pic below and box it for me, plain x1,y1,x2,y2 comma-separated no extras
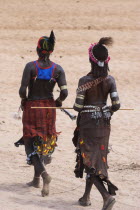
73,105,81,112
111,103,121,112
19,86,26,99
19,87,22,98
64,89,68,99
73,103,83,112
60,89,68,101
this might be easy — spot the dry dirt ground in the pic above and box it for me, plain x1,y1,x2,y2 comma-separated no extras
0,0,140,209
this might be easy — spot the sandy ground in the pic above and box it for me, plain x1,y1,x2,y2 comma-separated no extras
0,0,140,209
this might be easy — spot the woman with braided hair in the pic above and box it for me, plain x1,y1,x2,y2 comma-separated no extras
19,31,68,196
73,37,120,210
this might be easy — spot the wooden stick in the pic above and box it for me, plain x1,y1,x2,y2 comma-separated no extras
31,107,134,110
31,107,73,109
119,109,134,110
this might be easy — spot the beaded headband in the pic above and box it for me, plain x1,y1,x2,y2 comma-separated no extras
88,43,110,67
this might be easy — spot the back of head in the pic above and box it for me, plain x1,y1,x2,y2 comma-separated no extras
88,37,113,78
37,31,55,61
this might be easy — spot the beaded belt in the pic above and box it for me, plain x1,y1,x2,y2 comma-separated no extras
81,106,101,113
81,105,111,121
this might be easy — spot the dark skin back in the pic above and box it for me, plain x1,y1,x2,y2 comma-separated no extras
19,59,68,102
85,75,111,105
74,73,120,112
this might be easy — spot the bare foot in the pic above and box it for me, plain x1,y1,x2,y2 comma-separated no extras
41,174,52,197
79,196,91,206
27,177,40,188
102,196,115,210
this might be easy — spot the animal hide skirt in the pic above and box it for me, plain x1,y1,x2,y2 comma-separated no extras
75,112,111,179
74,110,118,196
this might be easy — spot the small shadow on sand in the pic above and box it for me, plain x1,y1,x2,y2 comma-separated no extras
0,182,30,192
0,182,83,210
10,196,83,210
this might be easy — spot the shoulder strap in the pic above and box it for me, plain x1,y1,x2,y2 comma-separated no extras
51,62,56,77
32,61,38,79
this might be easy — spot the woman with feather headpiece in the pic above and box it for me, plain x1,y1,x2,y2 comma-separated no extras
73,37,120,210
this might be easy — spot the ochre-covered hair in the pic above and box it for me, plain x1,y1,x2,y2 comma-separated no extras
89,37,113,78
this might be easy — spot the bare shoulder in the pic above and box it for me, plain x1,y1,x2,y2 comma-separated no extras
107,75,116,84
55,63,64,73
78,75,89,85
25,61,35,70
79,75,87,80
107,75,115,81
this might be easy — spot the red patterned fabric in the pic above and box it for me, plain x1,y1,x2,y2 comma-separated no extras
22,99,57,140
